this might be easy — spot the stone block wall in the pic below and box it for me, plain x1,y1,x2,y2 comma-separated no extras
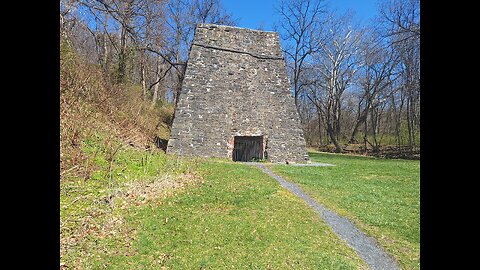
167,23,308,163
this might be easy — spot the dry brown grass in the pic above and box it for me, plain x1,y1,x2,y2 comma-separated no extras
60,171,203,264
60,39,173,182
119,172,202,205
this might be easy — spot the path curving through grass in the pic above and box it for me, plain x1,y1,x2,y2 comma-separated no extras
269,151,420,270
75,160,370,269
254,163,400,270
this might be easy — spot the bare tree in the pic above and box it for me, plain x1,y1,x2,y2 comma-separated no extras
310,12,364,152
133,0,167,100
192,0,235,24
276,0,325,116
379,0,420,44
349,31,399,149
60,0,79,40
274,0,420,157
380,0,420,151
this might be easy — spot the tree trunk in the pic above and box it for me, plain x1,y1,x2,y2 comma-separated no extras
406,96,413,148
327,122,342,153
117,0,133,84
370,106,380,153
335,102,341,143
317,111,323,146
396,91,405,155
117,26,127,83
294,79,301,117
173,63,186,106
349,109,368,144
152,56,164,106
363,113,369,155
103,13,109,79
172,40,183,105
141,60,147,100
349,100,366,144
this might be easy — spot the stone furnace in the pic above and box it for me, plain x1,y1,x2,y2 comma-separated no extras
167,23,308,163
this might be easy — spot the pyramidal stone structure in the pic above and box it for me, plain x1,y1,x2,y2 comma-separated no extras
167,23,309,163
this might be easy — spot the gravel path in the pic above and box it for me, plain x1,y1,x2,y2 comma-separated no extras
253,163,400,270
286,162,335,167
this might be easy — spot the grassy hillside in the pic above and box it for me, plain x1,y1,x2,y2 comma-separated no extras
60,39,189,267
60,39,173,182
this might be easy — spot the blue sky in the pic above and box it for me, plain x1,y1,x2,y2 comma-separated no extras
222,0,380,31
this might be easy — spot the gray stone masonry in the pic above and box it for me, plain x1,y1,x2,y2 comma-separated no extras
167,23,309,163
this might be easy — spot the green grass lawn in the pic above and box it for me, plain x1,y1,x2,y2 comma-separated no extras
269,151,420,270
60,134,200,269
63,158,370,269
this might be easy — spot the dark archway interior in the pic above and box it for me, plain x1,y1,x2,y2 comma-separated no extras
232,136,263,161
